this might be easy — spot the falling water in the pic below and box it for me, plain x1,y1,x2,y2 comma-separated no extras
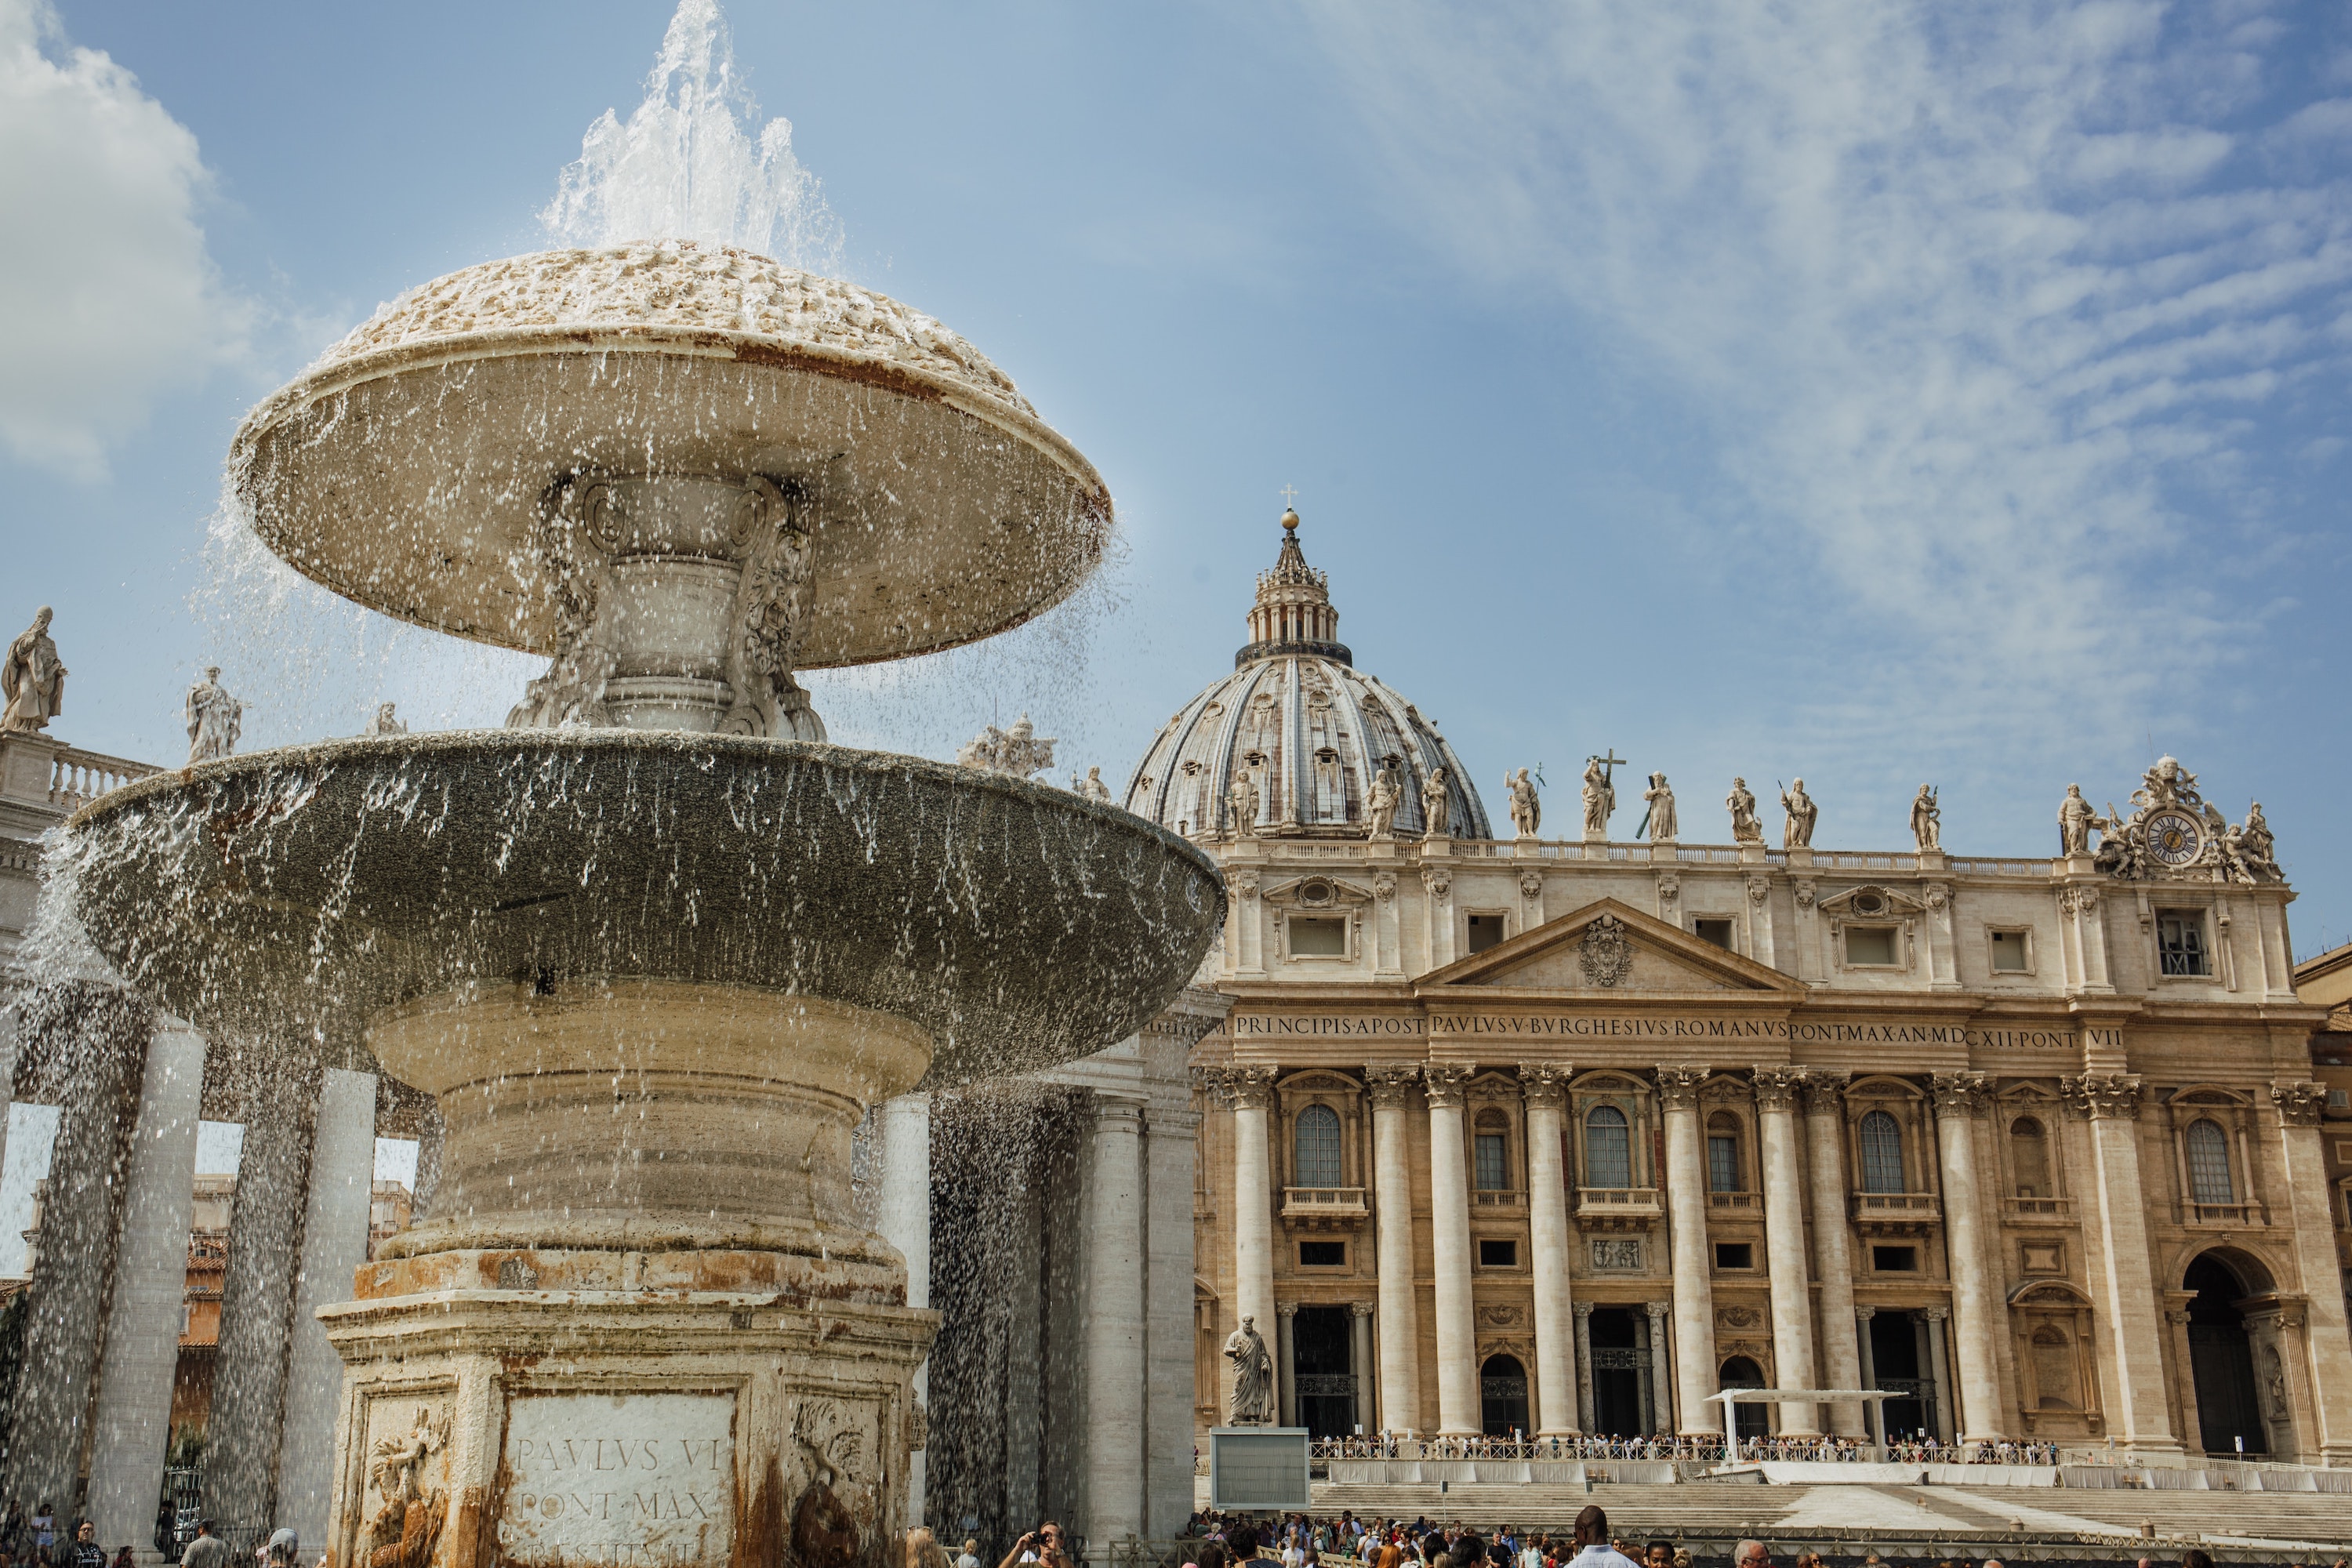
541,0,842,272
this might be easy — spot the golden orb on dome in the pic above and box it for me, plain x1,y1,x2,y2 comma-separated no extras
1280,506,1301,531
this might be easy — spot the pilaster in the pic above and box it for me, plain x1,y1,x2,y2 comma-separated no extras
2270,1081,2352,1463
2063,1072,2181,1454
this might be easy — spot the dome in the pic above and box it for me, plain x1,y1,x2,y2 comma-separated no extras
1123,510,1491,840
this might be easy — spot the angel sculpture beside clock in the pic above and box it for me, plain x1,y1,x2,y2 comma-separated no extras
2071,757,2278,884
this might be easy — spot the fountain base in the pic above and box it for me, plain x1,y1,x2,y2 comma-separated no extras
318,1282,931,1568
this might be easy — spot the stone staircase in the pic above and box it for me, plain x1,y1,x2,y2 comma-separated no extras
1310,1480,2352,1552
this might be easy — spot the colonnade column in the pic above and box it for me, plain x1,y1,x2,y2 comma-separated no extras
1276,1304,1298,1426
1853,1308,1882,1445
1229,1067,1279,1363
1349,1302,1375,1434
2067,1073,2180,1453
878,1093,932,1523
1644,1301,1674,1436
2,982,147,1508
1423,1064,1479,1436
1522,1066,1579,1436
1802,1072,1864,1436
1929,1073,2007,1443
202,1064,320,1532
1083,1093,1146,1544
88,1023,205,1559
1923,1308,1956,1443
2270,1082,2352,1463
1365,1065,1424,1433
1657,1065,1719,1435
1572,1304,1596,1435
277,1066,381,1548
1753,1068,1818,1437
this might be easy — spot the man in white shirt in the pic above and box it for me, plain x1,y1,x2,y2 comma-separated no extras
1560,1509,1639,1568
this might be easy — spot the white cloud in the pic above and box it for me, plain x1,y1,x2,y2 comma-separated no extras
0,0,250,477
1299,0,2351,763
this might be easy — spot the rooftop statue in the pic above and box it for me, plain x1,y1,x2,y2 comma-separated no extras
1911,784,1940,852
1421,765,1452,838
362,702,408,736
956,713,1057,779
2057,784,2096,856
1070,765,1112,804
184,667,242,764
2,606,65,736
1581,755,1617,837
1781,778,1818,849
1228,770,1260,840
1642,773,1678,842
1365,759,1402,842
1505,768,1541,837
1726,777,1763,844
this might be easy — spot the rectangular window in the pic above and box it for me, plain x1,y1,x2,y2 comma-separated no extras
1694,918,1734,950
1707,1136,1740,1194
1845,925,1899,966
1989,929,2031,972
1298,1241,1346,1268
1467,913,1507,954
1872,1244,1919,1272
1288,916,1347,957
1713,1242,1754,1270
1478,1239,1518,1268
1475,1133,1509,1192
2157,910,2211,976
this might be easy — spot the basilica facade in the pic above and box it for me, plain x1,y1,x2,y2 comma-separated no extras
1154,509,2352,1465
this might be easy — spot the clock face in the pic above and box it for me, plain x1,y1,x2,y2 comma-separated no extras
2145,810,2203,866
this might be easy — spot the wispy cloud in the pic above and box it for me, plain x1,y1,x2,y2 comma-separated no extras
1300,0,2350,759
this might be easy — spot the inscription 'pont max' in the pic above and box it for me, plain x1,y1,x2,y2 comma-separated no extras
501,1392,737,1568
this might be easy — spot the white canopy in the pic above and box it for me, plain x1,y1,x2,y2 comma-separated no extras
1706,1388,1898,1403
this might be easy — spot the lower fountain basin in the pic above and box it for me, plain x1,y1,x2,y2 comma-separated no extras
64,730,1225,1087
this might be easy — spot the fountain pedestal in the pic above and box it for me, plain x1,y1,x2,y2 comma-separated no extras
318,984,938,1568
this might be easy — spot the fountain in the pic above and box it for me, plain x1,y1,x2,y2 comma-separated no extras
57,239,1223,1568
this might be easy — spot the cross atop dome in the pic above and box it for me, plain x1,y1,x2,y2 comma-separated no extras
1240,499,1352,668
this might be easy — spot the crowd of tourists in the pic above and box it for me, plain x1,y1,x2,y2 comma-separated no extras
1307,1435,2062,1466
0,1508,310,1568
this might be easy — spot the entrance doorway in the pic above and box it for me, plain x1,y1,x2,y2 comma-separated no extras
1869,1312,1933,1440
1719,1356,1768,1440
1292,1305,1356,1437
2186,1254,2268,1457
1480,1354,1530,1436
1587,1308,1646,1436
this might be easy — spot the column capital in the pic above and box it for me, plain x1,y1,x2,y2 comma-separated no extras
1520,1064,1574,1110
1229,1065,1279,1111
1798,1069,1850,1112
1365,1062,1421,1109
1094,1093,1147,1131
1929,1071,1992,1118
2061,1071,2143,1121
1751,1065,1804,1113
1189,1065,1230,1102
1922,1305,1949,1323
1644,1300,1670,1323
1350,1300,1375,1319
1423,1063,1475,1109
1277,1301,1300,1319
1573,1301,1595,1321
1854,1305,1876,1321
1654,1065,1710,1111
2270,1080,2327,1127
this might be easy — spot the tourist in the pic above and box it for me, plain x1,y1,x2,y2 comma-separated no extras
1733,1544,1769,1568
956,1542,982,1568
2181,1554,2214,1568
31,1507,52,1563
1642,1544,1671,1568
1558,1508,1636,1568
67,1523,100,1568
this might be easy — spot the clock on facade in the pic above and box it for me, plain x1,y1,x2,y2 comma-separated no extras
2144,809,2204,866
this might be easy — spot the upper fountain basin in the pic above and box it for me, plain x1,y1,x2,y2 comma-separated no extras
63,731,1224,1087
230,241,1111,666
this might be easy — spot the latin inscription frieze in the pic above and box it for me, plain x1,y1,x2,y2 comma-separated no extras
1224,1012,2091,1050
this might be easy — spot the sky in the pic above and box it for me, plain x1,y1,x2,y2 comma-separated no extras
4,0,2349,970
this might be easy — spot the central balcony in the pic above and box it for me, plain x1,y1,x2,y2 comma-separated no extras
1851,1191,1941,1236
1472,1188,1529,1214
1282,1186,1369,1230
1707,1191,1763,1213
1576,1186,1664,1231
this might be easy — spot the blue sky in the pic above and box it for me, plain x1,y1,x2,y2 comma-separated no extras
6,0,2352,952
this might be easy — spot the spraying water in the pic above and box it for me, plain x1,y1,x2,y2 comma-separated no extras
542,0,842,272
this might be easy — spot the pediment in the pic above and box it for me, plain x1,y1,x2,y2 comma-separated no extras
1417,897,1803,995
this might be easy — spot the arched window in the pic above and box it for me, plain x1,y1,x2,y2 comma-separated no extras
2186,1119,2234,1206
2009,1116,2051,1199
1584,1105,1632,1189
1294,1105,1342,1188
1706,1112,1742,1193
1859,1110,1905,1194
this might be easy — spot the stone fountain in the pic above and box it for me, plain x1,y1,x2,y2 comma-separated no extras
62,241,1222,1568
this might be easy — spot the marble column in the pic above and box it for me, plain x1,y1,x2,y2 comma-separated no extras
2067,1072,2180,1453
1229,1067,1279,1358
1366,1065,1424,1433
1644,1301,1674,1436
1924,1308,1956,1443
3,982,145,1509
1753,1068,1818,1436
878,1093,932,1523
2270,1083,2352,1463
1424,1064,1479,1435
1522,1067,1579,1435
1145,1094,1200,1535
1657,1065,1719,1435
1350,1302,1375,1433
1929,1073,2006,1443
87,1024,205,1561
1573,1303,1596,1435
276,1067,379,1548
1083,1094,1145,1544
1853,1308,1882,1444
1802,1072,1864,1436
1276,1302,1298,1426
202,1065,319,1532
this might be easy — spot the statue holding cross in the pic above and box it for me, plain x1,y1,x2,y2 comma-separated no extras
1582,750,1624,838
